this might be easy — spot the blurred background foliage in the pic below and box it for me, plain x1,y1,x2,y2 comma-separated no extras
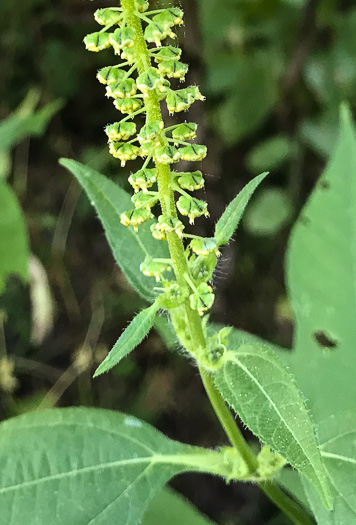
0,0,355,522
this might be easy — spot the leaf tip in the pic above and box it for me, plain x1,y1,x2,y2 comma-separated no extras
93,361,108,378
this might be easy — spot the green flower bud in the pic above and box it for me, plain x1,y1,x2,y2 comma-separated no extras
105,121,136,141
132,191,159,209
189,283,214,315
153,46,182,63
129,168,157,192
136,67,163,94
177,195,208,224
144,23,175,46
97,66,125,85
166,88,196,114
179,144,207,162
109,27,136,53
190,237,220,256
106,78,136,98
152,8,184,28
160,282,187,308
140,256,171,282
155,145,181,164
172,123,197,141
121,47,135,62
84,32,111,52
109,142,140,166
189,253,217,283
177,171,204,190
186,85,205,102
135,0,149,12
157,215,184,237
157,79,171,98
139,141,155,157
120,208,152,230
94,8,122,26
151,222,167,240
138,121,163,143
158,60,188,80
113,97,142,114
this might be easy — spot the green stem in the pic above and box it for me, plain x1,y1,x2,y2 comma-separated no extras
199,366,314,525
119,2,313,524
199,365,258,470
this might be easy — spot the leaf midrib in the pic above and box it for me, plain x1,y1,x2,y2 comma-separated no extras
225,352,322,483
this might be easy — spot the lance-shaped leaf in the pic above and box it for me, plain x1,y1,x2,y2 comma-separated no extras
301,410,356,524
214,344,332,509
0,181,29,293
214,172,268,246
60,159,169,302
0,408,228,525
94,302,160,377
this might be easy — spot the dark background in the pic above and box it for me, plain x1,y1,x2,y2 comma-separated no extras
1,0,355,522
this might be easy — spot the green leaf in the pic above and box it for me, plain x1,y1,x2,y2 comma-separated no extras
301,410,356,524
214,344,332,509
243,187,293,236
0,181,29,293
143,487,216,525
0,97,63,155
94,302,160,376
0,408,228,525
214,172,268,246
246,135,292,173
287,105,356,422
210,323,291,365
210,53,279,145
60,159,169,302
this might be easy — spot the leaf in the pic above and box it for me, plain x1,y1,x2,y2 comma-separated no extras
60,158,169,302
143,487,216,525
210,53,279,145
0,408,228,525
214,344,332,509
0,181,29,293
287,105,356,422
214,172,268,246
246,135,292,173
243,187,293,236
0,97,63,155
94,302,160,377
301,410,356,524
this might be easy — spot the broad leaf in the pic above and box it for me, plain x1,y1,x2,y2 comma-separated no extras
0,181,29,293
60,159,169,302
214,172,268,246
0,408,228,525
302,410,356,524
214,344,332,509
143,487,216,525
287,105,356,422
94,302,160,376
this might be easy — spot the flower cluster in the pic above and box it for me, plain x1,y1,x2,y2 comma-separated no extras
84,0,219,315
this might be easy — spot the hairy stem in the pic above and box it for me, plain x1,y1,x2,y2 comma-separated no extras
120,2,313,524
